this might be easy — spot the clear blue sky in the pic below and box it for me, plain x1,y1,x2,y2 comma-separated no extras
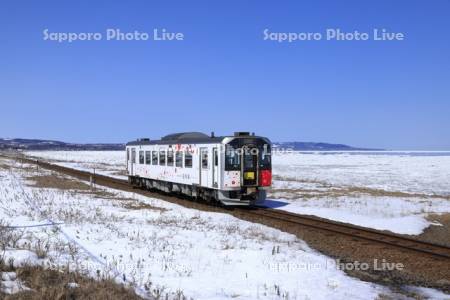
1,0,449,150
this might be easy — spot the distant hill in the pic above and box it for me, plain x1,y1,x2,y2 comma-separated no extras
273,141,381,151
0,138,124,151
0,138,380,151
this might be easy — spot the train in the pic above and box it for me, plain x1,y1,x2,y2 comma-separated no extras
126,132,272,206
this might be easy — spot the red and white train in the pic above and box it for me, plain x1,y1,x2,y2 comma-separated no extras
126,132,272,206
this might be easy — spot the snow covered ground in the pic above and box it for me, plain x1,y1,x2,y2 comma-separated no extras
270,152,450,235
24,150,126,179
24,150,450,235
0,157,395,299
272,151,450,196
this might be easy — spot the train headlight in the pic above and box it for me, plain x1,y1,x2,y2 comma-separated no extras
244,172,255,180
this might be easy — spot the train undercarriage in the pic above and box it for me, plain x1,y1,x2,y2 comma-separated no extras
128,176,266,206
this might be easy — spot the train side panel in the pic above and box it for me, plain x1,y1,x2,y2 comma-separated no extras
126,143,222,190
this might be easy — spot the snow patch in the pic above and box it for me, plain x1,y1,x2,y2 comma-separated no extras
2,250,39,268
0,272,31,294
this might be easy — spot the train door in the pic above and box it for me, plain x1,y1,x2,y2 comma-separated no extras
130,148,136,176
212,147,218,188
242,146,258,186
126,148,130,174
199,148,209,187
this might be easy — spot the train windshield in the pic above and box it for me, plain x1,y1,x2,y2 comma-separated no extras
225,145,241,171
225,140,271,171
259,144,271,170
243,151,256,169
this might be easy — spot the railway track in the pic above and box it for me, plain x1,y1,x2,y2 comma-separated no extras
6,154,450,261
248,208,450,259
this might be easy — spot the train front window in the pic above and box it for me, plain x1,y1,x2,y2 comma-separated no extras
225,145,241,171
243,150,256,170
259,144,271,170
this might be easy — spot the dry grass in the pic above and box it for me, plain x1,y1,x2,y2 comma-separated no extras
419,213,450,247
269,186,438,199
26,174,91,191
342,186,450,200
427,213,450,224
1,220,136,298
92,192,167,212
112,170,128,177
0,163,12,170
0,221,25,251
90,189,120,199
121,200,167,212
0,265,144,300
23,172,167,224
272,174,327,185
25,173,125,200
0,157,39,173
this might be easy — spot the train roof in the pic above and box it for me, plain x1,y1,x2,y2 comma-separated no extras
126,132,269,146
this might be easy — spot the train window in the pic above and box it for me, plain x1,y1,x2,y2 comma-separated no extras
159,150,166,166
167,149,174,166
152,151,158,165
184,151,192,168
131,148,136,163
175,151,183,167
243,150,256,169
139,151,145,164
201,149,208,169
214,149,218,166
127,149,129,161
225,145,240,171
145,151,151,165
259,144,272,170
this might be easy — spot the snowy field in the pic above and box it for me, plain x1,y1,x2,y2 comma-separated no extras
272,151,450,196
0,157,397,299
270,152,450,235
24,150,127,179
24,150,450,235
